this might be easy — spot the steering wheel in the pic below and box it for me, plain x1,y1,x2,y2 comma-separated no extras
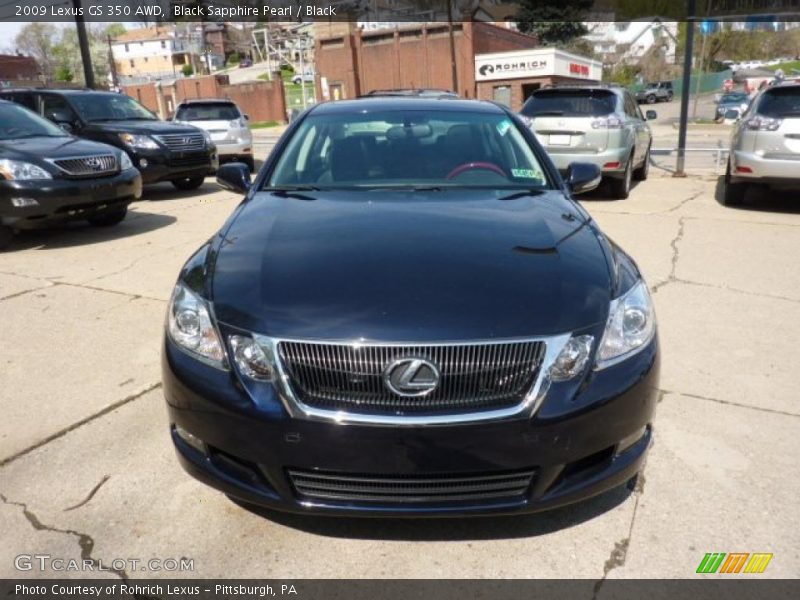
446,161,507,180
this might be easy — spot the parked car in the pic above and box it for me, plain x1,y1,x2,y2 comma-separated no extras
163,96,660,517
173,99,254,172
715,92,750,121
292,70,315,85
723,82,800,205
0,100,142,250
635,81,674,104
0,89,217,191
238,58,253,68
519,84,655,199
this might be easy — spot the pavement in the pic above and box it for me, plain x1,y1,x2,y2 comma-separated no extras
1,163,799,581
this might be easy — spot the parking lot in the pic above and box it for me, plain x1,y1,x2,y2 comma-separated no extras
1,150,798,580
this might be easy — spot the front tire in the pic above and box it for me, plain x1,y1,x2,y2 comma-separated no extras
633,145,650,181
609,154,633,199
171,176,205,191
646,94,657,104
722,161,747,207
0,224,14,251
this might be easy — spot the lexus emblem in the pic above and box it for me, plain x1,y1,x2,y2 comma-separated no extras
383,357,440,397
85,157,103,170
183,137,192,145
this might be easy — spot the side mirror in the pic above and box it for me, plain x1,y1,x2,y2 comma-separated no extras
645,110,657,120
565,162,602,195
216,162,251,194
58,122,74,133
242,114,250,121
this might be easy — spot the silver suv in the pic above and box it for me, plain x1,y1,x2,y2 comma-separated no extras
519,85,655,199
173,99,255,172
724,82,800,206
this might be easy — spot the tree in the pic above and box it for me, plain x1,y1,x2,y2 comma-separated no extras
14,23,59,81
514,0,593,46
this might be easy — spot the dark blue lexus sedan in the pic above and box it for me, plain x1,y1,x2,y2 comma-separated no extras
162,97,659,516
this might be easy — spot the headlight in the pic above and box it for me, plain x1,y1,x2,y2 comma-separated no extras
119,153,133,170
0,159,52,180
229,335,273,380
118,133,159,149
167,283,226,368
201,130,213,146
596,280,656,369
550,335,594,381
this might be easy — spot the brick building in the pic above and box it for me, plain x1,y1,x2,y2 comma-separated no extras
0,54,41,84
314,22,600,111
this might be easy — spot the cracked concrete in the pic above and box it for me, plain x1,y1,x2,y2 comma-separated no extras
1,173,799,579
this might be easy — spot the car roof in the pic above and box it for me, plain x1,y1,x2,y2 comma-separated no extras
309,97,507,115
176,98,238,105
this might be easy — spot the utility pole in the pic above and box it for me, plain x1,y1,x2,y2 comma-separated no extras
447,0,458,93
674,0,696,178
692,21,709,120
72,0,94,88
107,35,118,89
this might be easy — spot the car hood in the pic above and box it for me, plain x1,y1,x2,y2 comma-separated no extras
210,190,613,342
82,119,201,135
0,135,121,160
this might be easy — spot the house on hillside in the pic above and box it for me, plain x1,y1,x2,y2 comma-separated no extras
584,18,679,66
111,26,201,83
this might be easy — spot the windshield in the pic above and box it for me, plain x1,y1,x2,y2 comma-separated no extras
521,90,617,117
756,87,800,117
721,93,748,104
68,93,158,122
0,102,69,139
267,110,551,190
175,103,240,121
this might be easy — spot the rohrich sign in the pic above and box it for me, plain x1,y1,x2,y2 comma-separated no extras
475,48,602,83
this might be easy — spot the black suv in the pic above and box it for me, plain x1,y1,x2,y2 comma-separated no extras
0,89,216,191
1,100,142,250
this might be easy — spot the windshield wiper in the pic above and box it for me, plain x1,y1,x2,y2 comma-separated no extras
262,185,321,200
497,189,546,201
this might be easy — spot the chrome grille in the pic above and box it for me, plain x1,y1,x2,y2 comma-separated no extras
277,340,546,415
288,468,536,504
155,132,205,151
51,155,117,178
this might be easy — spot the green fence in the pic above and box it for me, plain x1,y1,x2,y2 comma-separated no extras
629,69,733,95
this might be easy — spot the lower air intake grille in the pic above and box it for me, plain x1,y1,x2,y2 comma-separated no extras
287,468,536,504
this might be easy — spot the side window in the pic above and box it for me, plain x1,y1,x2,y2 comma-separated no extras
623,94,640,119
41,95,77,123
1,93,36,111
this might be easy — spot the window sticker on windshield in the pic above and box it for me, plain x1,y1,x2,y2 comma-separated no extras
497,119,512,135
512,168,541,179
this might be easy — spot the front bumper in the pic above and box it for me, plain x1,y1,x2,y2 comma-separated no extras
730,150,800,184
163,335,659,517
215,139,253,162
125,147,216,184
547,147,632,177
0,168,142,228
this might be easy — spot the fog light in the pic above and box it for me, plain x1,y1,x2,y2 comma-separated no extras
138,158,149,168
174,425,205,453
549,335,594,382
617,425,648,454
735,165,752,173
229,335,273,380
10,197,39,208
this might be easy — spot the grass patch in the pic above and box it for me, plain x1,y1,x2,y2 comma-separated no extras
249,120,281,129
766,60,800,74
